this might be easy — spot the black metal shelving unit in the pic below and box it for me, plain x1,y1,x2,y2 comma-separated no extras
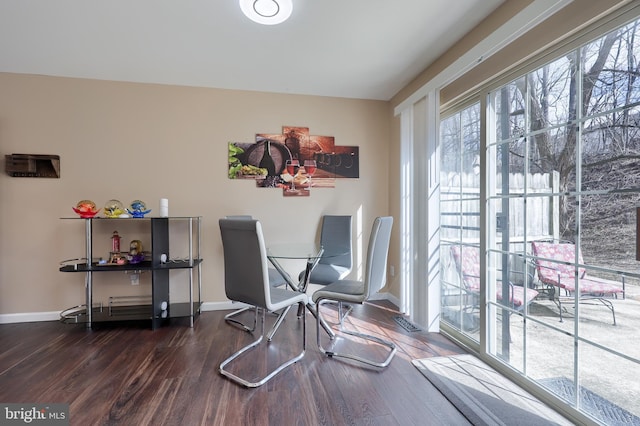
59,217,202,329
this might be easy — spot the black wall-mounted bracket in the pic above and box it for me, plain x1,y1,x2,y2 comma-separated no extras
5,154,60,178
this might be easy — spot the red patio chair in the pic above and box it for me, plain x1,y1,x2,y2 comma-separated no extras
450,245,539,311
531,241,623,325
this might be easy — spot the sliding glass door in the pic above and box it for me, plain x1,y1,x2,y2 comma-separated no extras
439,16,640,422
440,103,481,340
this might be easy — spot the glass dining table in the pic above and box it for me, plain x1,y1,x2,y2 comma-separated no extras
266,243,333,340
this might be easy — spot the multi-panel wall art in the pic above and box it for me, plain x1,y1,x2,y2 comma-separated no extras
228,126,359,197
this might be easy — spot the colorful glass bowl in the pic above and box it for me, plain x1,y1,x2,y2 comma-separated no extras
73,200,100,218
126,200,152,218
104,199,125,218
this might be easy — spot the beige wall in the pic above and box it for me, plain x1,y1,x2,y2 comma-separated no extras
0,73,390,316
390,0,533,108
392,0,628,109
439,0,631,106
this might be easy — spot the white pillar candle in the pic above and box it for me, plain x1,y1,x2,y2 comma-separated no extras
160,198,169,217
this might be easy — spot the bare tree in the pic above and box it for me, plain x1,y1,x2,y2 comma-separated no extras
512,29,633,238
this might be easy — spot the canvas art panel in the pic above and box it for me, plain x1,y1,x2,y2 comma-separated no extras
228,126,358,197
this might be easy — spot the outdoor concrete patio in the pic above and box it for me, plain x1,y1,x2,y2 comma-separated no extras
506,283,640,422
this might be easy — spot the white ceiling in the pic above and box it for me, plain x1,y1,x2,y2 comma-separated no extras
0,0,505,101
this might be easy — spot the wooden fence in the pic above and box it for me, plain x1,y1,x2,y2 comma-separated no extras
441,171,559,286
440,171,559,242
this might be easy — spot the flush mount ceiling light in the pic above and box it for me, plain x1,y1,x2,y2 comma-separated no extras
239,0,293,25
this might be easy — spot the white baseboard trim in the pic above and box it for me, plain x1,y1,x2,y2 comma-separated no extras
0,294,397,325
372,291,399,308
204,295,397,312
0,311,61,324
200,301,251,312
0,303,248,324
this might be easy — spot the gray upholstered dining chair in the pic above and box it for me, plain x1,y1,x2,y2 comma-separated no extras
299,215,353,286
218,218,308,387
223,215,289,332
312,216,396,368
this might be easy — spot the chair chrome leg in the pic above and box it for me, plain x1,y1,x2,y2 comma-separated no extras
306,302,335,339
266,305,291,341
224,306,258,332
337,302,353,326
316,299,396,368
268,302,336,341
220,303,306,388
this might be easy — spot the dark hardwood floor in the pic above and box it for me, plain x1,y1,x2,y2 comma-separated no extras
0,301,471,425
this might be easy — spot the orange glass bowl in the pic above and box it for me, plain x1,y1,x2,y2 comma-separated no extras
73,200,100,218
